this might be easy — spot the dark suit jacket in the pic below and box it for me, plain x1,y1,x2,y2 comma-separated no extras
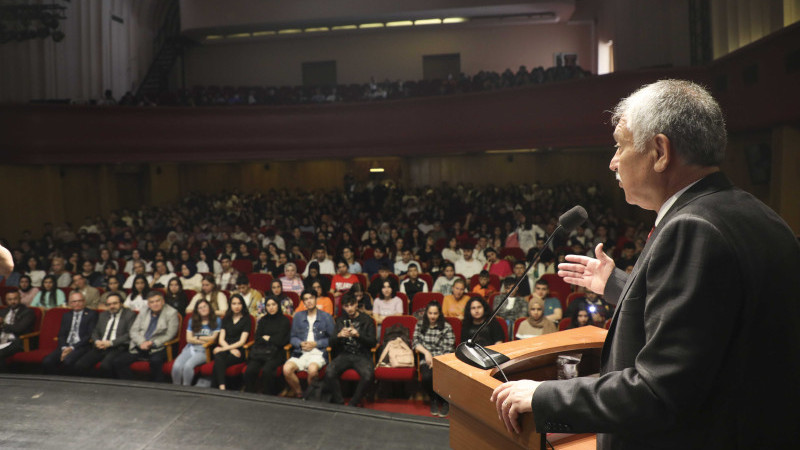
532,173,800,449
91,308,137,349
57,308,98,351
0,305,35,338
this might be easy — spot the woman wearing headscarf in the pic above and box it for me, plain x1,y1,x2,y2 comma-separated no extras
243,297,290,394
514,297,557,339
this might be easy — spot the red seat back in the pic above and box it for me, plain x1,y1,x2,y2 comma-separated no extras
39,308,71,351
495,316,509,342
410,292,444,315
558,317,572,331
418,274,433,291
379,315,418,345
232,259,253,274
248,273,272,293
445,317,462,346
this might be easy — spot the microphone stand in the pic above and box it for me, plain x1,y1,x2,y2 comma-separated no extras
455,224,566,370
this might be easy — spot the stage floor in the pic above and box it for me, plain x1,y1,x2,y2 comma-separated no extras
0,375,450,449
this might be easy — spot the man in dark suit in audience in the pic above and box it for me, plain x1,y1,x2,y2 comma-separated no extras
0,290,36,371
493,79,800,449
112,290,179,382
42,291,98,374
73,292,136,377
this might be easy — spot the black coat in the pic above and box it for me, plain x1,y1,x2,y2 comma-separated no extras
532,173,800,449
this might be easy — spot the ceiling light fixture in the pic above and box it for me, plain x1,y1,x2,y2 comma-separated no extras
414,19,442,26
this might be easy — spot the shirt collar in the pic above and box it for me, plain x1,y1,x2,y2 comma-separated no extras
655,179,701,227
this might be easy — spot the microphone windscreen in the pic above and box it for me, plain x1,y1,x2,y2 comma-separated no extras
558,205,588,232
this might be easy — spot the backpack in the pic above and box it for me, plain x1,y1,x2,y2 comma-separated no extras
376,337,414,368
376,323,414,367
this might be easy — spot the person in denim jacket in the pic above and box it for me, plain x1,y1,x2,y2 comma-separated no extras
282,290,334,398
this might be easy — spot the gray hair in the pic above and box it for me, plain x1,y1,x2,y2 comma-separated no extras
284,262,297,271
611,79,727,166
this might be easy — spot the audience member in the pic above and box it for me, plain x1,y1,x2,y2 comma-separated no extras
302,244,335,276
532,278,563,323
283,290,334,398
509,260,533,297
432,263,458,295
244,297,290,394
302,261,331,294
515,297,558,339
164,278,189,313
372,280,404,325
123,261,152,289
325,293,376,406
413,301,455,417
16,275,39,306
471,270,498,301
568,304,593,329
112,291,179,382
32,275,66,308
482,248,512,279
179,262,203,291
295,280,334,316
151,260,176,288
260,279,294,317
442,278,469,319
441,237,462,264
42,292,98,374
341,245,362,275
99,275,124,307
211,294,251,390
233,274,262,316
394,248,420,278
72,273,101,309
399,263,428,304
49,257,72,288
461,296,504,346
279,262,304,295
0,290,36,370
455,247,482,280
186,274,228,317
363,246,393,279
170,298,221,386
216,254,241,292
25,256,46,287
124,275,151,312
494,276,529,331
73,293,136,377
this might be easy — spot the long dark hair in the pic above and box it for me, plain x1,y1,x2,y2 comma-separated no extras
463,296,490,326
191,299,215,334
41,274,60,307
131,274,151,298
420,301,445,334
224,293,251,324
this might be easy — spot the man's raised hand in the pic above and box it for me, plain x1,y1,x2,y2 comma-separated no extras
557,243,615,295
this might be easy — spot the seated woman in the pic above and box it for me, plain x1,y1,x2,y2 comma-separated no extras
171,299,221,386
164,277,189,313
413,301,455,417
186,275,229,317
31,275,65,308
99,275,124,307
179,262,203,291
212,294,251,390
124,274,151,312
569,303,593,329
259,280,294,318
196,248,223,275
243,297,291,394
279,263,304,295
302,262,330,294
372,280,404,325
25,256,46,288
515,297,557,339
460,296,504,346
441,278,469,319
17,274,39,306
252,249,274,274
294,280,334,316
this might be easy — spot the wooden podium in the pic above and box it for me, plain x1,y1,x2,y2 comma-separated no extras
433,326,608,450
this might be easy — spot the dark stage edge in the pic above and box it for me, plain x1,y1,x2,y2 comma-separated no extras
0,374,450,449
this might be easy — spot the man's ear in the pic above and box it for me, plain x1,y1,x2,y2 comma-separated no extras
653,134,671,173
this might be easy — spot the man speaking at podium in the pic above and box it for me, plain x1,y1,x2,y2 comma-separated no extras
492,80,800,449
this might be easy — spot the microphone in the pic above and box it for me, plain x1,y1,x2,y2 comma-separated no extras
455,205,588,371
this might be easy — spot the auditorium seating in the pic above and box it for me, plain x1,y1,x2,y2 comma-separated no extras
9,307,68,365
410,292,444,315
